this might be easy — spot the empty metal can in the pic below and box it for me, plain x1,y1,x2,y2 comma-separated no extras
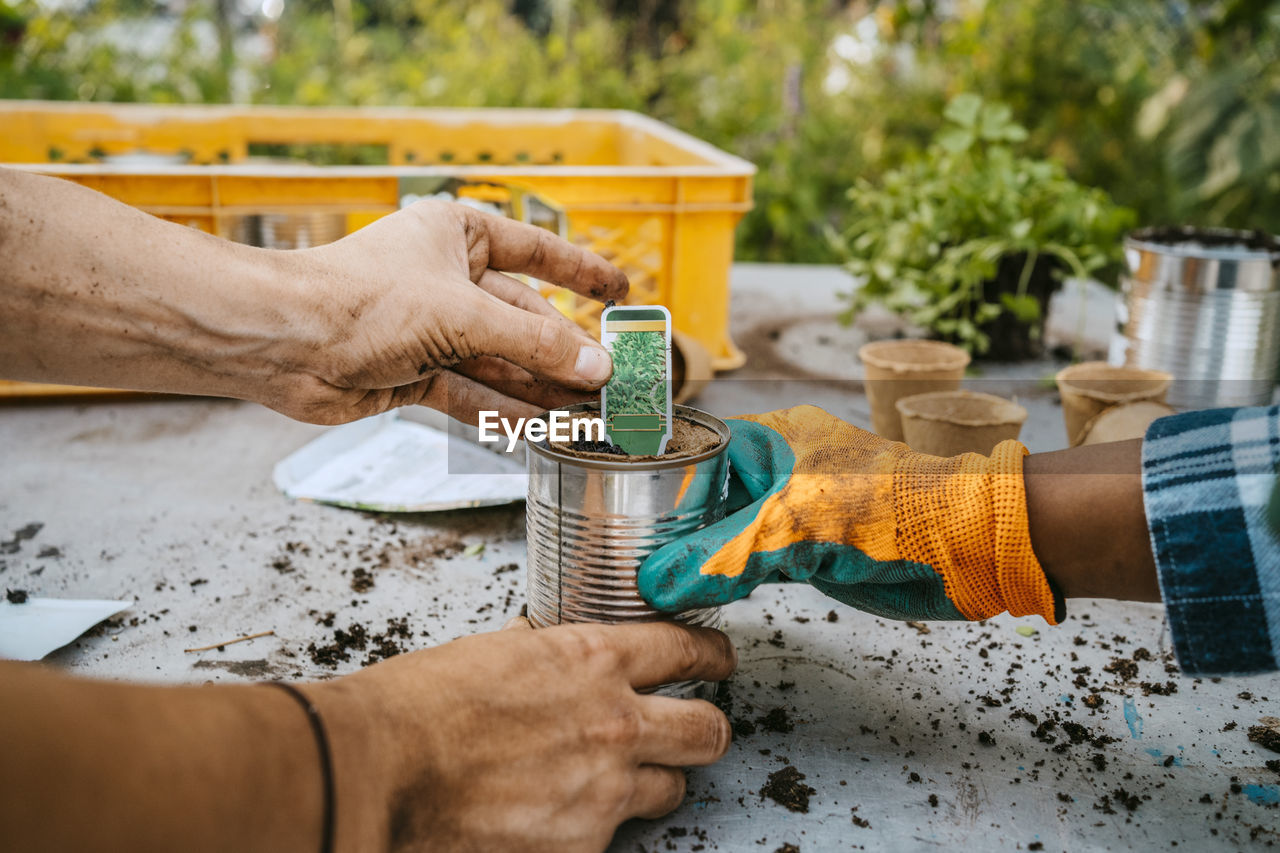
224,212,348,249
525,403,729,698
1117,227,1280,409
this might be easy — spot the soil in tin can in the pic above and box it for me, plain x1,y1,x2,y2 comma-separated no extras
550,413,723,462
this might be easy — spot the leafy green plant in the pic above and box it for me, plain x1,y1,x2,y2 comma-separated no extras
604,331,667,416
833,94,1135,357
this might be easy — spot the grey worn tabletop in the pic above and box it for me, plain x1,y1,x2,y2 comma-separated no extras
2,264,1277,851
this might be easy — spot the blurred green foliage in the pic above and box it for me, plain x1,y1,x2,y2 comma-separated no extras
2,0,1277,262
836,94,1136,354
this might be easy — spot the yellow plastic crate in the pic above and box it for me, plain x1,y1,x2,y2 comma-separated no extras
0,102,754,400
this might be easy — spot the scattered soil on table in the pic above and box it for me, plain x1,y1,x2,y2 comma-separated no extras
1103,657,1139,681
1,522,43,555
774,844,800,853
758,707,795,734
548,413,722,462
370,532,465,569
760,766,815,813
192,658,283,678
1140,680,1178,696
350,567,375,593
6,589,29,604
1249,723,1280,754
307,617,413,668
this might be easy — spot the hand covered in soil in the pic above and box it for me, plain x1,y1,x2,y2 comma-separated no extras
269,200,628,424
311,619,736,852
638,405,1061,624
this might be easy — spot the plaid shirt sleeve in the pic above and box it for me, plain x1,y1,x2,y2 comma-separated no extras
1142,406,1280,676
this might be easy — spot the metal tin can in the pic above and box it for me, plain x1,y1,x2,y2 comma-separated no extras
525,403,729,698
1117,227,1280,409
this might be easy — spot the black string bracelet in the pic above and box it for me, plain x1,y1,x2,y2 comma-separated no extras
269,682,336,853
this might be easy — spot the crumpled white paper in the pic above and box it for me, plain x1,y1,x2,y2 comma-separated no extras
0,597,134,661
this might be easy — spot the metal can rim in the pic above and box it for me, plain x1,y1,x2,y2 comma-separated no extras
1125,226,1280,264
527,402,730,471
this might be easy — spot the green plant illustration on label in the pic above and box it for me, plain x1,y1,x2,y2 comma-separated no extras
600,305,672,456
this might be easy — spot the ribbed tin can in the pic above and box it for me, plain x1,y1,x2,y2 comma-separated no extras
225,212,348,249
1117,227,1280,409
525,403,729,698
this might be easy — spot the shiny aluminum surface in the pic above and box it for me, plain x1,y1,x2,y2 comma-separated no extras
1118,227,1280,408
526,404,729,698
224,212,348,250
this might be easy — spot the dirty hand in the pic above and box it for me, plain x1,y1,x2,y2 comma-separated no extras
274,200,628,424
638,405,1061,624
1,169,629,426
312,619,736,852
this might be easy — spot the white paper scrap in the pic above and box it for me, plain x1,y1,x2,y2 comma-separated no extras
273,413,527,513
0,597,134,661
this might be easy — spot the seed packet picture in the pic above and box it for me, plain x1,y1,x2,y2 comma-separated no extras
600,305,673,456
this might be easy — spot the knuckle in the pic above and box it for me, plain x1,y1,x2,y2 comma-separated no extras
596,703,643,748
532,315,577,368
595,772,634,811
668,628,703,682
555,626,618,669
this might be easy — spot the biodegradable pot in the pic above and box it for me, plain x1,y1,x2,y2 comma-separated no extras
859,340,971,442
1055,362,1172,447
1079,401,1175,446
671,329,714,405
896,391,1028,457
525,403,729,699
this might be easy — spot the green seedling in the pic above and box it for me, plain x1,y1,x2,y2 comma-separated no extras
600,305,672,455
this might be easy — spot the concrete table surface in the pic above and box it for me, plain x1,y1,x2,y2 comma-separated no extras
2,263,1278,851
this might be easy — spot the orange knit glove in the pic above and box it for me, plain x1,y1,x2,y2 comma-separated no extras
639,405,1059,623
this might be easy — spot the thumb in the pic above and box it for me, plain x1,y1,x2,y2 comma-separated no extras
639,496,780,612
466,290,614,390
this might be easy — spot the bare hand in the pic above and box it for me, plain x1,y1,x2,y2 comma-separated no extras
263,200,628,425
314,621,736,852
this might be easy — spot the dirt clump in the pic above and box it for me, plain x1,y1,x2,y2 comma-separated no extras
760,766,815,813
6,589,29,604
306,617,413,668
350,567,375,593
1104,657,1139,680
1140,680,1177,696
758,707,795,734
1249,722,1280,754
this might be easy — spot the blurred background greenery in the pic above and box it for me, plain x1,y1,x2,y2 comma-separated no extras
2,0,1277,263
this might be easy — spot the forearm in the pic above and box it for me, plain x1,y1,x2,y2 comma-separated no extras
1023,438,1160,603
0,167,313,399
0,662,360,853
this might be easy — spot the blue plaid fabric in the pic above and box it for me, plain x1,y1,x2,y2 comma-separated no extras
1142,406,1280,676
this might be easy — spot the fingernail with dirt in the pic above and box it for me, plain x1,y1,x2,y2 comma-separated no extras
575,345,612,384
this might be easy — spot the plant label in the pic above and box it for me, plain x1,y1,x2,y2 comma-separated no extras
600,305,673,456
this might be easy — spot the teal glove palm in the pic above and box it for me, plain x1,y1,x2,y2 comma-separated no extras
637,406,1059,625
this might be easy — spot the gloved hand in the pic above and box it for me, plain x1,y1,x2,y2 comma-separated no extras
638,405,1061,624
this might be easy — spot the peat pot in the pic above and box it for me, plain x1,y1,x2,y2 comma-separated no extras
525,403,729,699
